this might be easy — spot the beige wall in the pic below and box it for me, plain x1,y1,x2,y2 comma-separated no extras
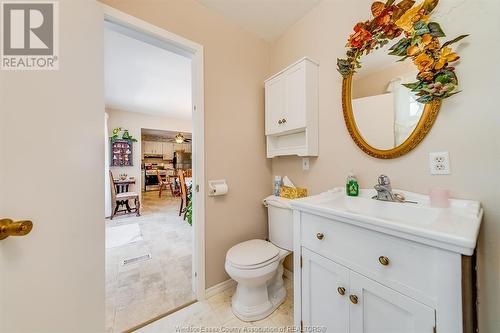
106,107,192,196
269,0,500,331
100,0,272,288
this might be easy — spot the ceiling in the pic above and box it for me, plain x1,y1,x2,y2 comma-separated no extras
104,23,192,120
142,129,192,143
196,0,321,42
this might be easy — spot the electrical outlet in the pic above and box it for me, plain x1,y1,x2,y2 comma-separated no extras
429,152,451,175
302,158,310,171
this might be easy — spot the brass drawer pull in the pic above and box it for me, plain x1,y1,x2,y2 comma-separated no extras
316,233,324,240
378,256,390,266
349,295,358,304
337,287,345,296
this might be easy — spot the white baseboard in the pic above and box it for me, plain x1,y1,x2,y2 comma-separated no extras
284,268,294,281
205,278,236,298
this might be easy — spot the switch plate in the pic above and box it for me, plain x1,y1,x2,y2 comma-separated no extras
429,152,451,175
302,158,310,171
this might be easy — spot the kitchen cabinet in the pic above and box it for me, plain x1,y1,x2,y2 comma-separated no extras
162,142,174,160
143,141,163,155
265,57,318,157
301,248,435,333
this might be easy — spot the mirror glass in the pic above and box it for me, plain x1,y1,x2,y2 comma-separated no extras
351,42,424,150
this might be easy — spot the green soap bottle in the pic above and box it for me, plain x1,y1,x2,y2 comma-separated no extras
346,172,359,197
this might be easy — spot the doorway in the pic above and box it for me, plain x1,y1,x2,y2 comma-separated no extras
103,6,205,332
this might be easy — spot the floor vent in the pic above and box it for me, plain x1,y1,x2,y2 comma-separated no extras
122,254,152,266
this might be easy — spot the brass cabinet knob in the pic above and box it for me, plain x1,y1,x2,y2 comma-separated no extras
316,233,324,240
282,118,287,123
337,287,346,296
378,256,390,266
0,219,33,240
349,295,358,304
278,119,282,124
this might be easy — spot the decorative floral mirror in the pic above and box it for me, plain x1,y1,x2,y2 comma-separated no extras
337,0,467,159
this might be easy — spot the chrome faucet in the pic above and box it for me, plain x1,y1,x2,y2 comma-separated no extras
372,175,404,203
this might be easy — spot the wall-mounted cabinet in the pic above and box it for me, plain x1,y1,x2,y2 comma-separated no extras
265,57,318,158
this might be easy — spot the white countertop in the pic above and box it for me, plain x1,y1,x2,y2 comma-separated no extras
290,188,483,255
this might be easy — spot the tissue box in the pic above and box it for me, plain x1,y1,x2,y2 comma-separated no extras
279,186,308,199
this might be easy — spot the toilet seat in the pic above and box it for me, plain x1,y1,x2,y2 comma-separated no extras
226,239,280,270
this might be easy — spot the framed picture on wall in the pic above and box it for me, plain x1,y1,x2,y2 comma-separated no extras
110,139,133,167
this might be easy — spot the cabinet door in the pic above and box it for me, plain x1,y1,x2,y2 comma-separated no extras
144,141,154,154
349,271,435,333
301,248,349,333
265,75,286,135
162,143,173,159
283,63,306,131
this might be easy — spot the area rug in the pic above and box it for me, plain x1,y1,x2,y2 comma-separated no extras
106,223,143,249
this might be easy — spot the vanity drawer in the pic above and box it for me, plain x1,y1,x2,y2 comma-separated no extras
300,212,444,301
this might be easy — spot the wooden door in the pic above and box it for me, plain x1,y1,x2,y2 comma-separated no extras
0,1,105,331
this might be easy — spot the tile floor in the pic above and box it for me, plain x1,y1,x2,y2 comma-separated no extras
138,278,294,332
106,191,195,333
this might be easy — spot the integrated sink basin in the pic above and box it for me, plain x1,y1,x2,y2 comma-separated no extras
290,187,483,255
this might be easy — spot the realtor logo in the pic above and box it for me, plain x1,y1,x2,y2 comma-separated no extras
1,1,59,70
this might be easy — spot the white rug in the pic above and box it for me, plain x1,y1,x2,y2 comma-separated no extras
106,223,143,249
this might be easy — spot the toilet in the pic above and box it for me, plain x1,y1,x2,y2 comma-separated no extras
225,195,293,321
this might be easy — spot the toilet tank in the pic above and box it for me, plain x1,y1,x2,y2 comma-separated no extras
263,196,293,251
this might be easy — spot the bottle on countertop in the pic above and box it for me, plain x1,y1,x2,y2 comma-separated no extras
346,172,359,197
274,176,282,196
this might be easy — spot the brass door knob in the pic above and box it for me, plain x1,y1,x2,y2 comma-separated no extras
316,233,324,240
337,287,346,296
0,219,33,240
378,256,390,266
349,295,358,304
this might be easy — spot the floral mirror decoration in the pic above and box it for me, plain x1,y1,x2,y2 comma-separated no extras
337,0,467,104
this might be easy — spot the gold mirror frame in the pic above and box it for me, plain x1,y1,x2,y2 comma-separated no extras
342,74,441,159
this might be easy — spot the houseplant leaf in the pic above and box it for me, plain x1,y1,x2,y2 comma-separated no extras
428,22,446,37
441,34,468,48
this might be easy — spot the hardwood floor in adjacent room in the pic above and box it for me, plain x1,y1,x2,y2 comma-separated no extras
106,191,194,333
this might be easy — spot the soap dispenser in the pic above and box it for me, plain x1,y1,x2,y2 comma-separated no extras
346,172,359,197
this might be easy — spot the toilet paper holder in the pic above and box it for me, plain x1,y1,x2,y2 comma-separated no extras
208,179,228,196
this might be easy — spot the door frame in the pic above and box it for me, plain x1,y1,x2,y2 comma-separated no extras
101,4,206,300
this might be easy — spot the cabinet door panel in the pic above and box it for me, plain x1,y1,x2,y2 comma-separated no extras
265,76,286,135
349,271,435,333
284,64,306,131
301,248,349,332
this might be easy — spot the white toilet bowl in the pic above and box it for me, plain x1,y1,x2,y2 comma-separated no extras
225,239,290,321
225,195,294,321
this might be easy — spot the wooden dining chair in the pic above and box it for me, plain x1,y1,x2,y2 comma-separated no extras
178,171,189,220
157,170,172,198
109,170,140,219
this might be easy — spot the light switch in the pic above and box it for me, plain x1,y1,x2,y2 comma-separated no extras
302,158,310,171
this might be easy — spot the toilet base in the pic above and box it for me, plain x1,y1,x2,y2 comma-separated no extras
231,284,286,322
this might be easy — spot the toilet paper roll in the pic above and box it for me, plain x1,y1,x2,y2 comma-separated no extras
211,183,228,196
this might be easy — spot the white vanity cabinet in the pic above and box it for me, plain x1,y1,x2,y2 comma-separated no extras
292,190,482,333
264,57,318,157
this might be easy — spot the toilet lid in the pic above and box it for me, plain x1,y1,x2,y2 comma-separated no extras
226,239,279,267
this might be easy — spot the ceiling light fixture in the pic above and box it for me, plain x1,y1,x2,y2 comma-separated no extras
175,133,184,143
